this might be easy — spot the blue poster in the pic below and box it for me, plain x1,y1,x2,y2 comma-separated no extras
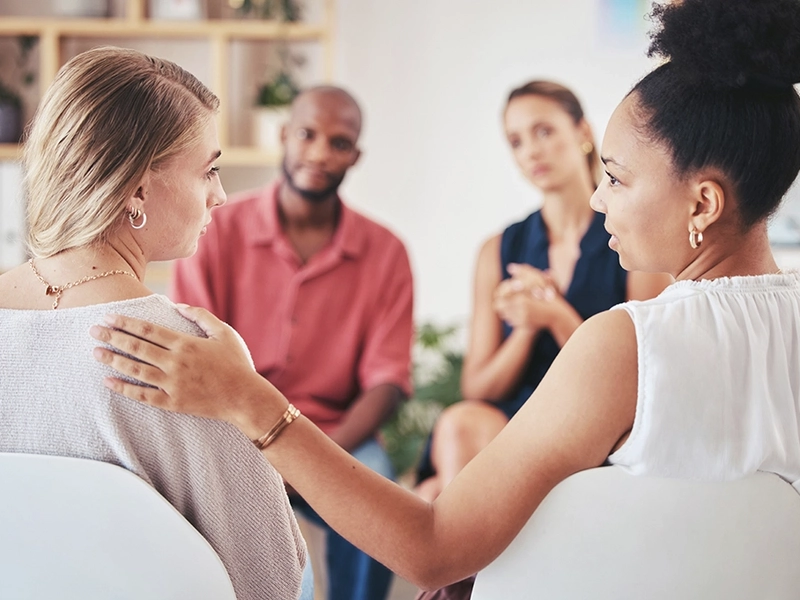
597,0,650,48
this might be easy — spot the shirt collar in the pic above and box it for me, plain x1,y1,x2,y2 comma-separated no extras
248,179,366,259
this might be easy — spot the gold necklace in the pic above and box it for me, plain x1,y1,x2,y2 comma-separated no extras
28,258,138,310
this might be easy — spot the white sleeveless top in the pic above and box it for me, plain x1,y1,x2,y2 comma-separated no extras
608,272,800,492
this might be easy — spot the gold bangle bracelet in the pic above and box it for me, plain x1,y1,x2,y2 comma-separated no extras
252,404,302,450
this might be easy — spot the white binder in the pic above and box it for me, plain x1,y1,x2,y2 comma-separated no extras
0,160,24,272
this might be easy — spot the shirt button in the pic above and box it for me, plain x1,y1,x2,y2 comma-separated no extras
286,355,293,364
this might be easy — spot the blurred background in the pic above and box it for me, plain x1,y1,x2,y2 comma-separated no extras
3,0,798,324
0,0,668,323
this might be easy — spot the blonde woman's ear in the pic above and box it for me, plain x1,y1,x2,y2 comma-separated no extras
125,185,147,228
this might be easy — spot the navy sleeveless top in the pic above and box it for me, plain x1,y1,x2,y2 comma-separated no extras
496,209,627,418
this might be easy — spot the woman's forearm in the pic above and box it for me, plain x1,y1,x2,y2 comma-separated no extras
461,328,537,401
261,413,453,588
261,400,557,590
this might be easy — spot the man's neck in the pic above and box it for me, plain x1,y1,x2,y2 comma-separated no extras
277,181,341,264
278,180,340,230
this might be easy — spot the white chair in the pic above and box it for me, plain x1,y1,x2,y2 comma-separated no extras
472,466,800,600
0,452,237,600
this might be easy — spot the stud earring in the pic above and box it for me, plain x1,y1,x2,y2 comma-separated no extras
581,141,594,155
128,207,147,230
689,228,703,249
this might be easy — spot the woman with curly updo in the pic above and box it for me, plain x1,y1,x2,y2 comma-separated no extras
92,0,800,592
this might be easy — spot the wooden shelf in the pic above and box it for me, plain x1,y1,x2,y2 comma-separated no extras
0,144,281,166
0,144,21,161
0,18,326,40
0,0,335,166
218,147,281,166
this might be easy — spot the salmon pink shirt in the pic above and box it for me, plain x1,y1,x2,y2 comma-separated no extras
171,181,414,433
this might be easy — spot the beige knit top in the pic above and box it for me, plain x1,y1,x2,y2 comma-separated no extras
0,294,307,600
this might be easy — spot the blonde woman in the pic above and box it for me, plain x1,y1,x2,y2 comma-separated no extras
0,47,308,600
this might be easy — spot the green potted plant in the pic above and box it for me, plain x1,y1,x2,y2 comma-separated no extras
0,36,37,144
232,0,301,21
0,80,22,144
253,47,302,152
381,323,464,481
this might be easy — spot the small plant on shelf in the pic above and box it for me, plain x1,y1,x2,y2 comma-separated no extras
0,36,37,144
256,43,305,107
230,0,302,21
256,68,301,108
0,81,21,111
253,45,304,151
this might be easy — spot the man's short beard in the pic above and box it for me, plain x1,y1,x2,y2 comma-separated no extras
282,160,346,203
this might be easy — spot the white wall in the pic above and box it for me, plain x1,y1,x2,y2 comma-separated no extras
332,0,655,325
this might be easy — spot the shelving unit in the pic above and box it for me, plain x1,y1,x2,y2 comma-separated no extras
0,0,335,165
0,144,22,161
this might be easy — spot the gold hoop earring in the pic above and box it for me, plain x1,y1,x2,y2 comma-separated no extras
128,207,147,230
581,141,594,155
689,228,703,249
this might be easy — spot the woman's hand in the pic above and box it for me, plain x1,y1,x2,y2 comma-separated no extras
493,264,561,331
506,263,556,298
89,306,284,439
493,285,564,331
492,264,583,345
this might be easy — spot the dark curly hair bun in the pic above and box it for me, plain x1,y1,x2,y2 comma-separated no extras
647,0,800,90
631,0,800,227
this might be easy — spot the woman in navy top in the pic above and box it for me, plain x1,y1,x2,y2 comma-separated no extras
414,81,670,503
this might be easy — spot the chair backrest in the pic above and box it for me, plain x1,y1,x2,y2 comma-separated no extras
472,466,800,600
0,452,237,600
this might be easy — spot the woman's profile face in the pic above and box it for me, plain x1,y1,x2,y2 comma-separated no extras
503,94,590,192
590,95,694,275
138,116,227,262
